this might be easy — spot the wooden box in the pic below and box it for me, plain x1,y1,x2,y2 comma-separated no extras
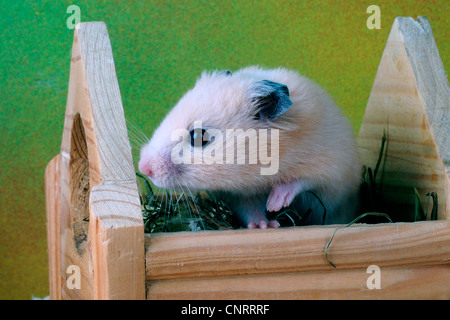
45,18,450,300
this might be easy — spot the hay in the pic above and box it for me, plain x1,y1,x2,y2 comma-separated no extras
324,212,393,268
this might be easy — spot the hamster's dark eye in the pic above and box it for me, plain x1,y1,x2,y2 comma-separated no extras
190,128,211,147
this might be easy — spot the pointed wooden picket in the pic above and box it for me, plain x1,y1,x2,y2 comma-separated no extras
46,22,145,300
358,16,450,221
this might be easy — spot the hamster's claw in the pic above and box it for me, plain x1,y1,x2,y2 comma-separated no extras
268,220,281,228
247,220,280,229
248,221,258,229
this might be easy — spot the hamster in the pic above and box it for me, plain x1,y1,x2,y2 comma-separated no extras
139,66,362,229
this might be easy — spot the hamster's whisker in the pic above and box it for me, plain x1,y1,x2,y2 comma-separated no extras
179,184,194,222
177,183,203,231
185,185,200,216
173,186,183,217
127,125,146,141
153,187,163,216
126,119,150,147
128,129,148,149
169,189,174,218
184,184,206,230
163,188,170,223
126,118,150,141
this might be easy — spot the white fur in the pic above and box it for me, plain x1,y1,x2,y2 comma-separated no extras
139,66,362,227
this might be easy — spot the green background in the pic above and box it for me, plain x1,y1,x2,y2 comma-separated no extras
0,0,448,299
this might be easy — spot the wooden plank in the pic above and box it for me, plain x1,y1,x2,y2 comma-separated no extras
145,220,450,280
55,22,145,300
358,17,450,220
45,155,62,300
90,183,145,299
147,265,450,300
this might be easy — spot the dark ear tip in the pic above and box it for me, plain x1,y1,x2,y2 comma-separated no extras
219,70,232,76
249,80,293,119
256,80,289,96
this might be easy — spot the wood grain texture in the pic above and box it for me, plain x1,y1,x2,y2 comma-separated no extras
147,265,450,300
145,221,450,281
45,155,62,300
47,18,449,300
398,17,450,178
47,22,145,300
358,17,450,220
90,183,145,299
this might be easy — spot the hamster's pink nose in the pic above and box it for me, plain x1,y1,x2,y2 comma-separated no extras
139,160,153,178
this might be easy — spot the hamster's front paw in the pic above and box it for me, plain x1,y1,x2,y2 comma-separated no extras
266,180,308,212
266,183,296,212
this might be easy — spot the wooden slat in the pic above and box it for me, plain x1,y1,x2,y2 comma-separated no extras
90,183,145,299
147,265,450,300
50,22,145,300
358,17,450,220
145,221,450,280
45,155,62,300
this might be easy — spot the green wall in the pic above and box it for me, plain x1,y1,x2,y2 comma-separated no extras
0,0,448,299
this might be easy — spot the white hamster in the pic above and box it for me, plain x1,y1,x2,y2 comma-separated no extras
139,66,362,228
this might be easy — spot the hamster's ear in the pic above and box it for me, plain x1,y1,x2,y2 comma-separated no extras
248,80,293,119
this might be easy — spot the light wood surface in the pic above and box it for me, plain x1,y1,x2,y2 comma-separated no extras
145,221,450,281
358,17,450,220
46,22,145,300
45,155,62,300
147,265,450,300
